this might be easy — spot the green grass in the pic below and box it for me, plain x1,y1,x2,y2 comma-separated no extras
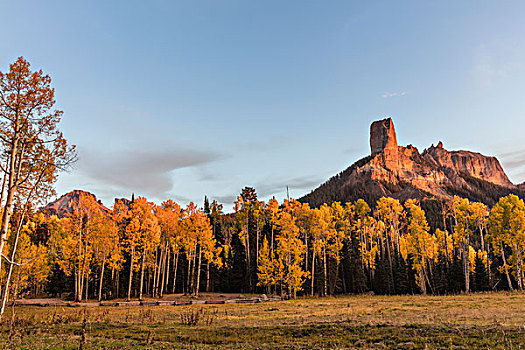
2,292,525,349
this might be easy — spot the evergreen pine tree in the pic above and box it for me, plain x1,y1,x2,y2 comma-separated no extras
204,196,210,214
434,253,449,295
474,253,489,292
393,251,410,294
449,256,465,293
348,229,367,293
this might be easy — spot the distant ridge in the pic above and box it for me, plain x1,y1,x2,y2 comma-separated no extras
300,118,524,207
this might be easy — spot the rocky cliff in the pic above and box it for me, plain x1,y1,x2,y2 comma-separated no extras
301,118,523,207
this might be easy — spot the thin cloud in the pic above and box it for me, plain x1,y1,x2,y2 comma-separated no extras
498,149,525,184
472,41,525,88
498,149,525,170
77,147,221,200
381,91,407,99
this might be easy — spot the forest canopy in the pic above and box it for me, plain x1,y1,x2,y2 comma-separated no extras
2,189,525,306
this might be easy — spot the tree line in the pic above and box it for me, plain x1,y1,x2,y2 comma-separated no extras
2,189,525,306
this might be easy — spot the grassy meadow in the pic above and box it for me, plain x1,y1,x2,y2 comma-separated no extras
1,293,525,349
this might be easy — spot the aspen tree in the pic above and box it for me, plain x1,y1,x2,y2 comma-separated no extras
257,236,274,293
193,209,217,296
405,199,433,294
328,202,346,294
265,198,279,254
488,195,525,291
275,210,308,298
0,57,76,308
309,207,324,295
156,200,182,297
93,217,119,302
376,197,404,287
124,197,160,301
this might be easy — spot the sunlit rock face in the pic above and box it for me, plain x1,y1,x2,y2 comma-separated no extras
423,144,513,188
301,118,521,206
366,118,514,197
44,190,110,218
370,118,398,155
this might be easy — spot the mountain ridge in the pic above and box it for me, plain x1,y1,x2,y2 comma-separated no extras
300,118,523,207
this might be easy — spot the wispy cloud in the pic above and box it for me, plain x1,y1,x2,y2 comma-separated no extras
381,91,407,98
76,147,222,201
472,41,525,88
498,149,525,184
498,149,525,170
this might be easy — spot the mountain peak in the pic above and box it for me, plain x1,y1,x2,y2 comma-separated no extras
370,117,398,155
301,118,522,207
44,190,110,218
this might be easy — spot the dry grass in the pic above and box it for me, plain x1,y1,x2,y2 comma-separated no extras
2,292,525,349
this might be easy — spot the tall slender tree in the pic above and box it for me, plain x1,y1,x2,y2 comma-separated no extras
0,57,75,317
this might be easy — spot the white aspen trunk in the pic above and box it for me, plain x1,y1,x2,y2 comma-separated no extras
98,252,106,302
271,225,274,254
0,132,20,280
480,223,485,253
172,251,179,294
74,268,78,302
79,240,88,302
110,266,115,299
420,266,427,295
195,246,202,296
256,221,260,266
465,235,470,293
127,246,135,301
116,268,120,299
186,249,193,295
159,244,166,297
517,242,523,290
0,211,26,318
156,246,165,297
153,247,159,297
76,222,82,302
85,274,89,301
206,260,210,292
0,158,8,215
0,156,44,319
162,245,170,296
311,249,316,296
79,268,84,301
190,246,197,294
501,241,513,291
323,246,327,296
139,249,146,300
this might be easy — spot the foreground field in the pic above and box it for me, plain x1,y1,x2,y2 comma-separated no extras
1,293,525,349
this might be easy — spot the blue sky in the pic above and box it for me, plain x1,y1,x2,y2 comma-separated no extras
2,1,525,209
